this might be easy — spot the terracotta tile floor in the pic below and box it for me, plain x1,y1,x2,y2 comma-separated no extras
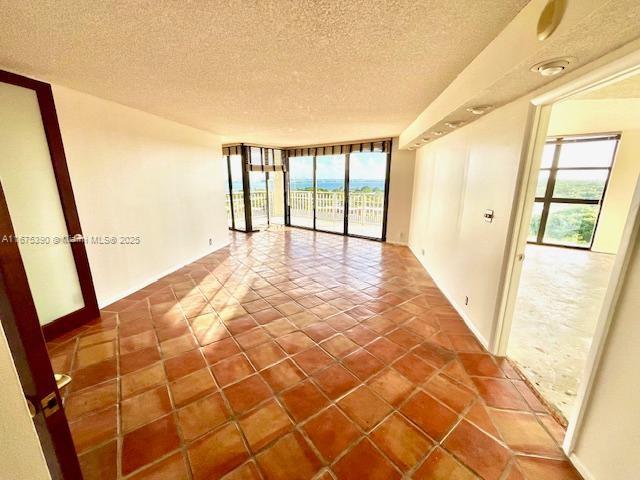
46,227,582,480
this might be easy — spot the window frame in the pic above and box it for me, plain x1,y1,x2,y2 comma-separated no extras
284,139,392,241
223,144,287,232
224,139,392,241
529,133,620,250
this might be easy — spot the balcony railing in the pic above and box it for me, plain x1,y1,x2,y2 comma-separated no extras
225,190,384,230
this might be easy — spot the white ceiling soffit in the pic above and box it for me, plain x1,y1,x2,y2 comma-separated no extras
0,0,530,147
399,0,640,149
574,73,640,100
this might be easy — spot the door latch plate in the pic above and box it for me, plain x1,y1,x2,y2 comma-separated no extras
40,392,60,417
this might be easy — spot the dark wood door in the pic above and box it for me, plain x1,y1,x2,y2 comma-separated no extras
0,184,83,479
0,69,99,340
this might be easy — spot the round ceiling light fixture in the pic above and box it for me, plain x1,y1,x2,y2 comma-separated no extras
466,105,493,115
445,121,465,129
530,57,575,77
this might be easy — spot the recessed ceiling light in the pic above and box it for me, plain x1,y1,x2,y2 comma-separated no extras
432,131,444,136
466,105,493,115
414,143,420,147
422,137,430,142
445,121,465,129
530,57,574,76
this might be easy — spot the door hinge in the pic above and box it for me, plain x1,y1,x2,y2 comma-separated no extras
40,392,60,417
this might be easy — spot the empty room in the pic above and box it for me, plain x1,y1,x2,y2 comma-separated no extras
1,1,639,480
506,73,640,427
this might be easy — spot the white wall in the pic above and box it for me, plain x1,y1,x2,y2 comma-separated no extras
0,325,51,480
548,98,640,254
0,77,229,478
406,81,640,480
572,229,640,479
386,138,415,244
52,86,229,307
408,99,531,345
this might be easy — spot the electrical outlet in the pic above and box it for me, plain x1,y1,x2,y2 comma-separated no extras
464,296,469,306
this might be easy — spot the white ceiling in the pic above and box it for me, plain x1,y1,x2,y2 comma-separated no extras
399,0,640,149
0,0,529,146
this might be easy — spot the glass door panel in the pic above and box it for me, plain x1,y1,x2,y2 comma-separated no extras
315,155,345,234
0,80,84,325
288,156,314,228
229,154,246,230
249,171,268,228
267,171,285,225
347,152,387,239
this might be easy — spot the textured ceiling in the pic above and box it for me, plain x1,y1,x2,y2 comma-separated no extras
576,74,640,100
0,0,529,146
400,0,640,148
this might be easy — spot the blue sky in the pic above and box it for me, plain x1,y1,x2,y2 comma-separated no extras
290,152,386,180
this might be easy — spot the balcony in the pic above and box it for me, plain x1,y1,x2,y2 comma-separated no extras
225,190,384,238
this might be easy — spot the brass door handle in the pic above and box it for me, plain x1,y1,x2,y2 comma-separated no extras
25,375,72,419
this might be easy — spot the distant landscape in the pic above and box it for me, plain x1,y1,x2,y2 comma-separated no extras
530,178,604,246
233,179,385,192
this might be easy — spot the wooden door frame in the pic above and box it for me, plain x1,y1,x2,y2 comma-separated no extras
0,185,83,479
0,69,99,340
492,48,640,466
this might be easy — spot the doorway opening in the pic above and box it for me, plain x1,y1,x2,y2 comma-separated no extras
503,71,640,434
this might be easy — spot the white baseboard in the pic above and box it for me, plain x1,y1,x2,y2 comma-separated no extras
97,241,229,309
408,244,489,349
569,453,595,480
386,239,408,246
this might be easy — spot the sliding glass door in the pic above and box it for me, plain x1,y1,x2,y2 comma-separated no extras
288,156,314,228
224,145,287,232
285,140,391,240
347,151,387,239
249,171,268,228
267,171,285,225
315,154,345,234
228,153,246,230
